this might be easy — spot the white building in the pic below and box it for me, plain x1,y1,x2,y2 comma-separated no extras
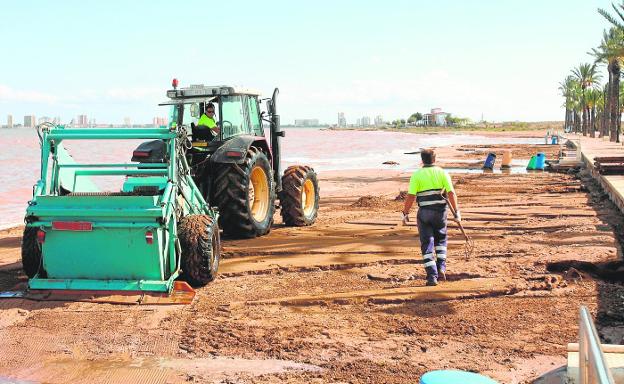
422,108,448,126
77,115,88,126
153,117,168,126
7,115,13,128
337,112,346,127
24,115,36,128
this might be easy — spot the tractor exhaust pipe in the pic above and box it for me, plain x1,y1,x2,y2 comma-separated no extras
269,88,284,192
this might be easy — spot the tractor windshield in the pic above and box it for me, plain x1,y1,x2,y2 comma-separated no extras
221,96,249,139
221,95,264,139
166,95,263,141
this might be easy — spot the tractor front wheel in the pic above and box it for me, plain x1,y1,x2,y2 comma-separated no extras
280,165,320,226
21,227,45,278
178,215,221,287
213,147,276,238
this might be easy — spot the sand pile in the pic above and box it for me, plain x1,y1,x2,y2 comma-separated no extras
350,195,387,207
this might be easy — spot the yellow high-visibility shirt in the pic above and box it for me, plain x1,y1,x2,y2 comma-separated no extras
198,114,217,130
408,166,454,195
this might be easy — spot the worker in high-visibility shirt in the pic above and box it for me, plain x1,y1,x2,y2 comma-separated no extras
401,149,460,286
197,102,220,138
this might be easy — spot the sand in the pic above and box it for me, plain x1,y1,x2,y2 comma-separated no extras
0,139,623,383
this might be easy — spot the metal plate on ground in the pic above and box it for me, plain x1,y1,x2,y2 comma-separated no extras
0,281,195,305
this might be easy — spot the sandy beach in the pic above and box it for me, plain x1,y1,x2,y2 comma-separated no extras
0,130,622,383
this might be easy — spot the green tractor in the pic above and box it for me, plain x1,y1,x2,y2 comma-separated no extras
162,79,320,238
19,80,319,297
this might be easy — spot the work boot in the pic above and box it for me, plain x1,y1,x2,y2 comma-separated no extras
426,275,438,286
437,260,447,281
439,270,446,282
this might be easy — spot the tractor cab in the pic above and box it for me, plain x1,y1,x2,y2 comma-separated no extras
159,79,319,240
160,83,265,145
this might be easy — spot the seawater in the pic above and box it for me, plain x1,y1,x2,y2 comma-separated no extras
0,127,542,229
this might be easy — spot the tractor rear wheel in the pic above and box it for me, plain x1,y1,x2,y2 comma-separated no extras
280,165,319,226
21,227,45,278
178,215,220,287
213,147,276,238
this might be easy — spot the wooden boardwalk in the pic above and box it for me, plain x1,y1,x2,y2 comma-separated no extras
568,133,624,213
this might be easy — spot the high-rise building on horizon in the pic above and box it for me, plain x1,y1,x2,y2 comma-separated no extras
124,117,132,127
152,117,167,126
374,115,383,126
361,116,370,126
337,112,346,127
24,115,36,128
7,115,13,128
77,115,88,126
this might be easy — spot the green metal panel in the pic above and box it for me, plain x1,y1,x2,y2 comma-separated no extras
41,227,166,280
28,275,178,292
27,195,164,219
24,124,216,293
46,128,177,140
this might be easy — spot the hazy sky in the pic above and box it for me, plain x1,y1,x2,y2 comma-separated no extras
0,0,619,125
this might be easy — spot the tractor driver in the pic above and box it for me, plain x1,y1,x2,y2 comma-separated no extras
197,102,220,139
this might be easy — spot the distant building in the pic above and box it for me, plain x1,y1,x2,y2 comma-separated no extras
153,117,168,126
24,115,36,128
337,112,346,127
124,117,132,127
422,108,449,126
53,116,61,125
361,116,371,126
7,115,13,128
77,115,88,126
374,115,383,126
294,119,319,127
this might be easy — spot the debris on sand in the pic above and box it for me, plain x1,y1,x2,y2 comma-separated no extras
383,160,399,165
564,267,583,281
351,195,387,207
395,191,408,201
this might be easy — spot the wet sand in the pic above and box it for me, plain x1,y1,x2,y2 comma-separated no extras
1,138,623,383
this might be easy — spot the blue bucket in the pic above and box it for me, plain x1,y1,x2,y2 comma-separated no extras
483,152,496,170
551,135,558,145
535,152,545,170
420,370,499,384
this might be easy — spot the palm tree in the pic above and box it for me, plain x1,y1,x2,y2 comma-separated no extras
572,63,602,136
586,88,603,138
591,27,624,141
559,76,579,132
600,83,609,137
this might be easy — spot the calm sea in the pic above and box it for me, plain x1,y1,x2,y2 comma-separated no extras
0,127,541,229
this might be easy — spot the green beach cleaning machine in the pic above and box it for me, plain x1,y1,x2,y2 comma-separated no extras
13,80,319,304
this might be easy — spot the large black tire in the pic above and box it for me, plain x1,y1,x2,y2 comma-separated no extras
21,227,45,278
213,147,276,238
280,165,320,226
178,215,221,287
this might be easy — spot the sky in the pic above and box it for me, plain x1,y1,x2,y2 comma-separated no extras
0,0,620,125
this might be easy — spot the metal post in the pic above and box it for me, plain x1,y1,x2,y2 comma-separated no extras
579,306,615,384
